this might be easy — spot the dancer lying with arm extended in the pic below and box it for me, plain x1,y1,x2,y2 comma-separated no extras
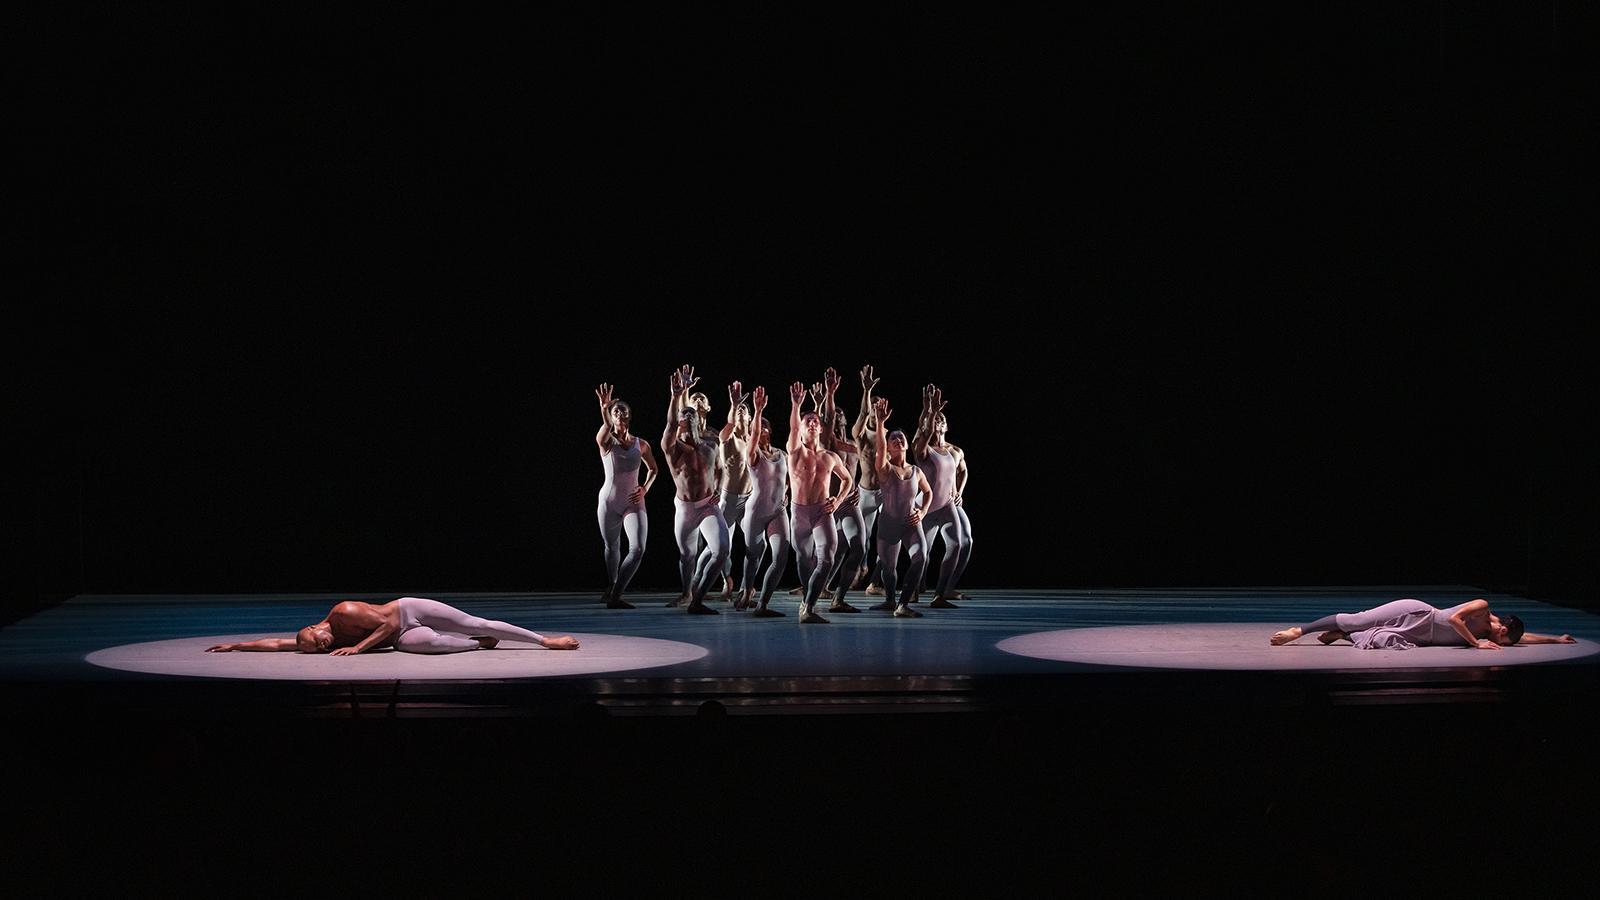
1270,598,1576,650
205,597,580,654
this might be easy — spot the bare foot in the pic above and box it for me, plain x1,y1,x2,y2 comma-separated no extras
929,597,960,609
864,584,886,596
868,600,897,612
686,600,720,615
788,586,806,595
733,588,755,612
827,600,862,613
798,609,830,624
1270,627,1302,646
667,594,689,608
474,636,499,650
606,596,635,609
753,607,785,618
715,580,735,601
1318,629,1346,645
893,605,923,618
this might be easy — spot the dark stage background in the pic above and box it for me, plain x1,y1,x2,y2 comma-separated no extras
18,3,1596,621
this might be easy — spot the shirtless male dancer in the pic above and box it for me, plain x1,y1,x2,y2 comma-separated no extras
714,381,754,600
734,385,791,617
786,380,855,624
205,596,580,654
912,384,973,608
663,364,726,614
594,383,659,609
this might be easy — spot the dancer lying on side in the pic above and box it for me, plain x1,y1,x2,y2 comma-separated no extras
1270,598,1575,650
205,597,580,655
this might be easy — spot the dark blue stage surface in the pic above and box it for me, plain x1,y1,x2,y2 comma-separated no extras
5,587,1597,715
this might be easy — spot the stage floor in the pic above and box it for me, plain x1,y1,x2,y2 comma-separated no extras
4,585,1598,716
7,586,1600,890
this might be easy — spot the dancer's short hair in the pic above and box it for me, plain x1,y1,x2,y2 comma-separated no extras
1501,614,1525,645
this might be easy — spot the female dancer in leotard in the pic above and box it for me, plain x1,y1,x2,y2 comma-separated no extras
735,385,791,617
912,384,972,608
1271,598,1576,650
866,397,933,617
594,384,659,609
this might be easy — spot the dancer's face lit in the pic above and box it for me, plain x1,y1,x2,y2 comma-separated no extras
802,414,822,442
297,625,333,653
935,415,948,439
608,404,630,432
885,432,905,460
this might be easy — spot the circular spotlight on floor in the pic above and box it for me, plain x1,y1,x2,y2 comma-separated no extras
996,624,1598,671
87,633,708,680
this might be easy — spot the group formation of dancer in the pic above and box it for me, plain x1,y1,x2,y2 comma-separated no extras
594,364,973,623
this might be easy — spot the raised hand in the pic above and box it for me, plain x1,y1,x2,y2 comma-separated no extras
678,364,699,392
810,382,825,406
753,385,768,412
860,365,879,392
873,396,890,424
922,383,935,410
931,387,947,416
670,369,684,395
824,367,840,395
789,382,806,405
728,380,749,410
596,383,613,407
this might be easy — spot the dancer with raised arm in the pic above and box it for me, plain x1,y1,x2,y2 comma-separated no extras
853,365,888,598
714,381,754,601
206,597,580,655
1270,598,1576,650
787,381,855,623
594,383,658,609
818,367,867,614
662,364,726,614
912,384,973,608
867,397,933,618
735,385,791,617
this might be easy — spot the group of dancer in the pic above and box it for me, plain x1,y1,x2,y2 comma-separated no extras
594,365,973,624
198,363,1578,658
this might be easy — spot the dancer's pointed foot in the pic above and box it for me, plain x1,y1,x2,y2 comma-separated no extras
753,607,785,618
798,609,830,624
788,586,806,595
864,583,886,596
893,604,923,618
826,600,862,613
868,600,897,612
667,594,689,608
1317,629,1346,645
929,597,960,609
1270,627,1302,646
733,589,755,612
473,636,500,650
686,601,720,615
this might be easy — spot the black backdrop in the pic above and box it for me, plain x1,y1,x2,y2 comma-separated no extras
19,3,1596,617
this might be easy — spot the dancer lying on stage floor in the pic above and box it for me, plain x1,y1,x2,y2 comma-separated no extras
1270,598,1576,650
204,597,581,655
